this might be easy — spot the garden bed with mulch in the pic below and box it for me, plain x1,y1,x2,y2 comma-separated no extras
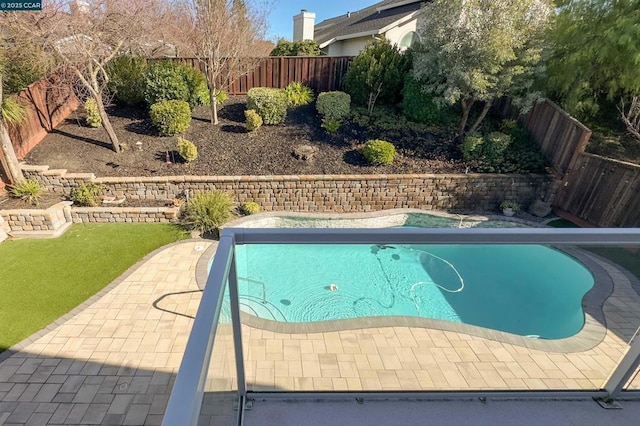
23,96,466,178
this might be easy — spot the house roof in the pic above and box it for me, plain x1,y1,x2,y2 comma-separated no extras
314,0,424,47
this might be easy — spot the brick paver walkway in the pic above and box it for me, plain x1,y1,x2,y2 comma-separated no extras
1,242,639,425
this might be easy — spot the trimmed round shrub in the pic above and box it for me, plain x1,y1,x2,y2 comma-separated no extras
150,100,191,136
316,91,351,121
143,61,209,108
177,137,198,162
84,98,102,128
363,139,395,165
247,88,288,124
284,82,314,107
244,109,263,132
182,191,235,233
240,201,260,215
106,55,148,105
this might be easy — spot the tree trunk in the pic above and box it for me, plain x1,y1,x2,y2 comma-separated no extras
210,88,219,125
458,98,474,136
95,93,121,153
0,121,25,184
0,74,25,184
468,102,492,134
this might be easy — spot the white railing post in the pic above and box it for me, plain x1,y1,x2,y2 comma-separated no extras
228,247,247,397
601,328,640,404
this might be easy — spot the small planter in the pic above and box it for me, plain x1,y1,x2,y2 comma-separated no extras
502,208,515,217
500,201,520,217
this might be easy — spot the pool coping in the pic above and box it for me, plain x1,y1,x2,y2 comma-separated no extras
196,209,615,353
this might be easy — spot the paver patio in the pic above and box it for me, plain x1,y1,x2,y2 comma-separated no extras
1,241,639,425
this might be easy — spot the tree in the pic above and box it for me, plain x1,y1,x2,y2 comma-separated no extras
270,39,323,56
187,0,270,125
413,0,553,135
0,42,27,183
546,0,640,122
2,1,164,153
344,38,410,113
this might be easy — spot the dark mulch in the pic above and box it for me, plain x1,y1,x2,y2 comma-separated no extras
0,193,172,210
23,96,466,178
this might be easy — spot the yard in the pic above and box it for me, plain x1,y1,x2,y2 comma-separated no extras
0,223,189,352
24,97,468,178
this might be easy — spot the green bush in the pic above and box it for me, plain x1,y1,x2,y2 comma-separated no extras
106,55,148,105
9,179,43,206
1,96,27,125
240,201,260,215
3,44,51,95
485,132,512,160
246,88,288,125
244,109,263,132
71,182,104,207
344,39,410,111
215,90,229,105
316,91,351,121
321,117,341,133
284,82,314,106
270,39,323,56
84,98,102,128
401,75,456,126
150,100,191,136
363,139,396,165
177,137,198,162
182,191,235,233
461,132,484,160
143,61,209,108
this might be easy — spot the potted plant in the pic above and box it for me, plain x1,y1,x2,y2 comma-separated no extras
500,201,520,217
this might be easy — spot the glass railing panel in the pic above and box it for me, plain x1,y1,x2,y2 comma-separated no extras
235,240,640,393
199,278,238,425
585,244,640,393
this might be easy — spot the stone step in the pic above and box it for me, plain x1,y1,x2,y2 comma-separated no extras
8,221,72,240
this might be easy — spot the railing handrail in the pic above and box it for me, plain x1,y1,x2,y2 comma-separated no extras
163,227,640,425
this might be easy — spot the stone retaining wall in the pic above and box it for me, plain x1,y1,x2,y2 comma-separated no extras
71,207,179,223
1,201,72,232
22,165,551,213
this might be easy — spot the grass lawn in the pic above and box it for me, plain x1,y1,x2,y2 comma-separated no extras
0,223,189,352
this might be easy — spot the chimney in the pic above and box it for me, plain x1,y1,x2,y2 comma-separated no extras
293,9,315,41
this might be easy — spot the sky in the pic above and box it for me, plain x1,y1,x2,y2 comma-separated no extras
266,0,376,41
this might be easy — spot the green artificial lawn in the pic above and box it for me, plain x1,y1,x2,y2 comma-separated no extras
0,223,189,352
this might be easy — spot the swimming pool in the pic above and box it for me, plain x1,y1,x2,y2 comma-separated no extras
233,243,594,340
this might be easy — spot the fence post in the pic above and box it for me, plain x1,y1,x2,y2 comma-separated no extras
598,328,640,407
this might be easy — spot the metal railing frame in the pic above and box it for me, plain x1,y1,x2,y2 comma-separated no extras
162,228,640,425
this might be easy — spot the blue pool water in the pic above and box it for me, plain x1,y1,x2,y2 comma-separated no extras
233,244,594,339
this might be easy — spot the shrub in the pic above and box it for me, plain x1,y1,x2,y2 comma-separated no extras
240,201,260,215
401,75,456,126
71,182,104,207
321,117,341,133
485,132,512,160
316,91,351,121
244,109,263,132
182,191,235,233
284,82,314,106
215,90,229,105
344,39,410,112
150,100,191,136
143,61,209,108
177,137,198,162
363,139,396,165
461,132,484,160
84,98,102,128
1,96,27,125
270,39,323,56
106,55,148,105
246,88,288,125
3,44,51,95
9,179,43,206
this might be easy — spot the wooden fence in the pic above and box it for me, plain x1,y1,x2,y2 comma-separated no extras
163,56,353,94
494,97,592,175
554,153,640,227
0,74,78,187
495,97,640,227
